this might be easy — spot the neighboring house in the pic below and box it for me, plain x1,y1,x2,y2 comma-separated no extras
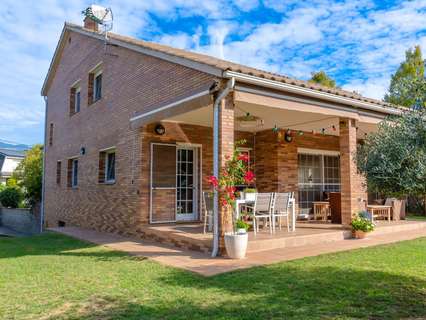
41,15,403,250
0,149,25,184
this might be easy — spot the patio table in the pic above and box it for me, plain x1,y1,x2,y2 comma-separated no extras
236,198,296,232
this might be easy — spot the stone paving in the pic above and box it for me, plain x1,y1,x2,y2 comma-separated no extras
50,223,426,276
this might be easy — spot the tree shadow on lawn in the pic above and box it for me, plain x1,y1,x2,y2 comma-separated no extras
0,232,130,262
41,264,426,320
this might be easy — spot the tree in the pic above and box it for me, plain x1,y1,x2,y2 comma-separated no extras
12,145,43,205
384,45,426,108
356,109,426,214
309,71,337,88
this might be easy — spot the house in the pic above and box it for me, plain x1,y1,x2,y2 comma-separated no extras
0,149,25,184
41,14,404,253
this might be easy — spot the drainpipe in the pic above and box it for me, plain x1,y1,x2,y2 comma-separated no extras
211,78,235,258
40,96,48,233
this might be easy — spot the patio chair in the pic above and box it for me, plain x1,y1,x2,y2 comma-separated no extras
202,192,214,233
251,193,273,236
271,192,293,232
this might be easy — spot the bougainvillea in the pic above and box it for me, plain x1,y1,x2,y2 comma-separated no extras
208,140,255,207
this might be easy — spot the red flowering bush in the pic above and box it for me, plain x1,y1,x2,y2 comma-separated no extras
208,140,255,207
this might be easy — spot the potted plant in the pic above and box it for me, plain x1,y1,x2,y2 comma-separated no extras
351,212,375,239
208,140,255,259
235,218,250,234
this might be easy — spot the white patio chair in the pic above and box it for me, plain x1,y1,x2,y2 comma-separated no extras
251,193,273,236
271,192,293,232
202,192,214,233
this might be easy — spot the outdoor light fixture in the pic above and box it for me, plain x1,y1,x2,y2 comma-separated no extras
154,124,166,135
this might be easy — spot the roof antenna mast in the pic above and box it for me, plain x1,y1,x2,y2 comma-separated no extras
82,5,114,41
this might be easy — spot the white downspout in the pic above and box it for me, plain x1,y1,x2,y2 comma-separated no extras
211,78,235,257
40,96,48,233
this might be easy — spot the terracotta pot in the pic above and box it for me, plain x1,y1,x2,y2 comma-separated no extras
354,230,369,239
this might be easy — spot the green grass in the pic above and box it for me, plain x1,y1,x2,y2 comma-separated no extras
406,214,426,221
0,233,425,320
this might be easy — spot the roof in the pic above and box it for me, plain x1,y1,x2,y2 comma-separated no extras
42,22,401,111
0,148,26,158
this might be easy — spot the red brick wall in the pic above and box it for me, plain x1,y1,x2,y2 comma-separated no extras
339,118,367,224
254,129,339,194
44,31,215,235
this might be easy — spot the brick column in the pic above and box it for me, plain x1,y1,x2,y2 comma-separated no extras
339,118,366,225
218,93,235,253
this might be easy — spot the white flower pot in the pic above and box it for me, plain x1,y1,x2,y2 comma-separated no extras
224,233,248,259
245,193,256,202
236,228,247,234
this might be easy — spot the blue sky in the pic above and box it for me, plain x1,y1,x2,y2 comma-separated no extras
0,0,425,145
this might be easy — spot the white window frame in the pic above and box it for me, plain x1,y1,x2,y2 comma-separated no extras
93,68,103,102
104,149,116,184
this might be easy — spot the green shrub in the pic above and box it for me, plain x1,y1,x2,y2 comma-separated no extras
351,213,375,232
0,186,23,208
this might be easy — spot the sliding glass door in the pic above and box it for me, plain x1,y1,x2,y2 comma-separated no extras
298,153,340,218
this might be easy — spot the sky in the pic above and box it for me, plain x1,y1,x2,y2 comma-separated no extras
0,0,425,145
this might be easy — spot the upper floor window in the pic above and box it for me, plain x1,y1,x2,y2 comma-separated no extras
88,64,102,105
69,82,81,116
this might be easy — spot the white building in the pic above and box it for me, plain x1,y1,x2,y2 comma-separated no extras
0,149,25,184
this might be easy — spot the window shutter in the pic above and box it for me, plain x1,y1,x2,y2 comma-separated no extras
98,152,106,183
69,87,76,116
88,73,94,105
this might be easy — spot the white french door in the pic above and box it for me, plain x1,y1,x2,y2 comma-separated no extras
176,147,198,221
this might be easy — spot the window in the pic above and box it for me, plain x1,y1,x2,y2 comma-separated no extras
88,66,102,105
94,70,102,101
56,161,61,185
49,123,54,146
67,158,78,187
298,153,340,217
99,149,115,183
69,83,81,116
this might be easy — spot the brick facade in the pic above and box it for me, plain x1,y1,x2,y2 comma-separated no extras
44,30,215,235
44,28,367,247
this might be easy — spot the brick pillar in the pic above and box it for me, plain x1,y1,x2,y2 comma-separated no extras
339,118,366,225
218,93,235,254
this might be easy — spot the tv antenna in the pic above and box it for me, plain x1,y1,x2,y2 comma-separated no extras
82,5,114,39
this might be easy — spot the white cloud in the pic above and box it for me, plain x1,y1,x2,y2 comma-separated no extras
0,0,425,143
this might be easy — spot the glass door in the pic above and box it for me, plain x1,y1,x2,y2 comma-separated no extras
176,147,198,221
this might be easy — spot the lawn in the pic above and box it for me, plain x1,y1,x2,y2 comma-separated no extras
0,233,425,320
